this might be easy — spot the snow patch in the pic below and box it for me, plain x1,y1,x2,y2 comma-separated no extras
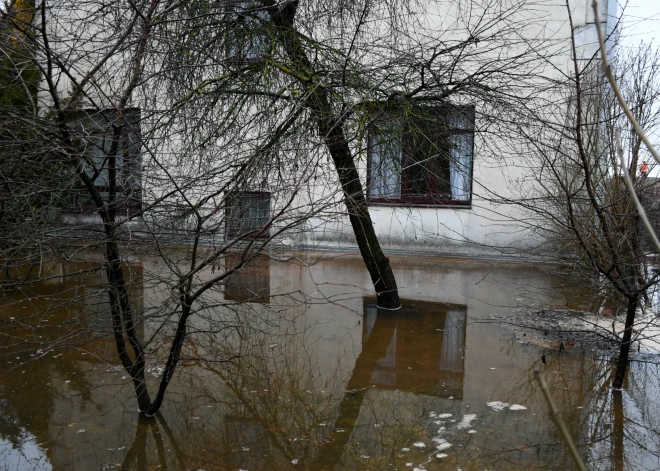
456,414,476,429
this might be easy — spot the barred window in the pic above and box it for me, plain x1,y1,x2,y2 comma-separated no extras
225,191,270,238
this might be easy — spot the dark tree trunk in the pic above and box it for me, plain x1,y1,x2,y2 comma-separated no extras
269,1,400,309
612,295,637,389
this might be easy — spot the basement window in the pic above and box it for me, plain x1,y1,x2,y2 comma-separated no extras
225,191,271,238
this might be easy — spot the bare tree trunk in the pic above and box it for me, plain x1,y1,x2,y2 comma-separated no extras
613,294,637,389
268,0,400,309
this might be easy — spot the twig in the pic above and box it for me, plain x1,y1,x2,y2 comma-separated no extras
534,370,587,471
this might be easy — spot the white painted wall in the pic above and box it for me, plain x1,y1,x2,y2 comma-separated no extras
303,0,617,258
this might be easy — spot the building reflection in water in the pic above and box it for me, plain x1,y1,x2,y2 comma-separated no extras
224,254,270,303
2,256,660,470
362,298,466,399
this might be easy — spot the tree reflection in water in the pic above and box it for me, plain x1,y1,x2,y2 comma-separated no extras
0,256,659,470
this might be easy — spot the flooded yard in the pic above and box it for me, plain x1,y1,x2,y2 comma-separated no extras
0,252,659,470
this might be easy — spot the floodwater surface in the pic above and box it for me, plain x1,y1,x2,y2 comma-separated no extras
0,253,658,470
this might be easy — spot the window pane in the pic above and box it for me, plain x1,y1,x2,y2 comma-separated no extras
448,109,474,201
403,118,451,200
368,133,401,198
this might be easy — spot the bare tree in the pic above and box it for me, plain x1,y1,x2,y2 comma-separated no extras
506,2,660,390
0,0,564,416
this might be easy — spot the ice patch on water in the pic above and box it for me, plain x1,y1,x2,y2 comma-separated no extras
436,453,448,459
437,413,452,419
436,442,452,451
486,401,509,411
401,447,410,452
509,404,527,410
468,430,477,434
413,442,426,448
456,414,476,429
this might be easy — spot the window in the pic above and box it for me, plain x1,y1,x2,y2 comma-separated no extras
367,105,474,205
68,109,142,215
225,191,271,238
226,1,270,63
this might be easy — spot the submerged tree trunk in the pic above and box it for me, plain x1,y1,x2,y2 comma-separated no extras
612,294,638,389
269,1,400,309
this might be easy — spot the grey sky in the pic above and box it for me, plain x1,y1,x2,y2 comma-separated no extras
621,0,660,48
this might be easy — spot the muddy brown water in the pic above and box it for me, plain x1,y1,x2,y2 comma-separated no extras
0,253,658,470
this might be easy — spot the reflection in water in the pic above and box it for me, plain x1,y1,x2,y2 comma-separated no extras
224,254,270,303
0,254,659,470
363,299,466,398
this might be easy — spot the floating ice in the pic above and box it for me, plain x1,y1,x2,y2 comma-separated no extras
468,430,477,434
509,404,527,411
436,442,452,452
405,463,413,467
456,414,477,429
436,453,448,459
437,413,452,419
412,442,426,448
486,401,509,411
401,447,410,452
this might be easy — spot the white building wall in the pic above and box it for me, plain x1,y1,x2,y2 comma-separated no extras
303,0,617,258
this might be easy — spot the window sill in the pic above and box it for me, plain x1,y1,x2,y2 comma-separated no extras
367,201,472,209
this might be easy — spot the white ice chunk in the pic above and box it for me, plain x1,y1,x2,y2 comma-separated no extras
509,404,527,411
486,401,509,411
456,414,477,429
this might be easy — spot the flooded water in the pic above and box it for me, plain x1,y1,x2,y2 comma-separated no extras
0,252,659,470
